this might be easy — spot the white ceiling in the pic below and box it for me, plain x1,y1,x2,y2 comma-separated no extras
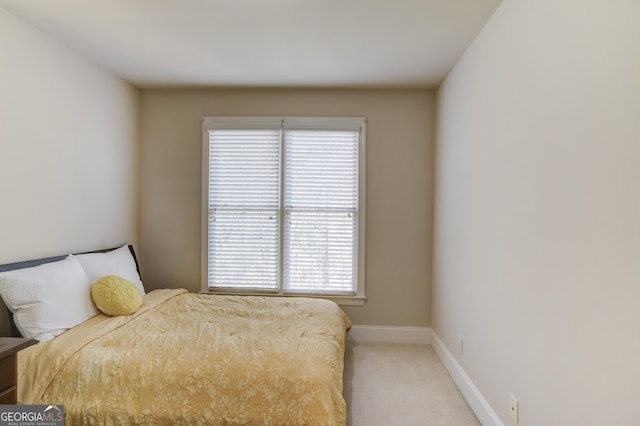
0,0,502,89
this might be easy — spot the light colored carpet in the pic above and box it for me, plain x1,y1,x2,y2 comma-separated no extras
343,341,480,426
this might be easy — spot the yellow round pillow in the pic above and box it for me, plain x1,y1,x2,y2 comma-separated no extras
91,275,142,316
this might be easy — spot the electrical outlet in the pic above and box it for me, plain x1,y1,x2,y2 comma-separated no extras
458,336,464,355
509,393,519,423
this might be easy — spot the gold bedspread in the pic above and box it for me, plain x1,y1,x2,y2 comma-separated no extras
18,289,352,425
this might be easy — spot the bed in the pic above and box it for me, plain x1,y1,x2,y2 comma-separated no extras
0,245,351,425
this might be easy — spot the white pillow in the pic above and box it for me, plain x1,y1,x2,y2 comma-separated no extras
0,255,99,342
71,245,145,295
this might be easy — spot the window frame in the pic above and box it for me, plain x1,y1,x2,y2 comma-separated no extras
201,116,366,306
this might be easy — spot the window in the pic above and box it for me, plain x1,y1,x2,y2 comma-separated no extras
202,117,365,304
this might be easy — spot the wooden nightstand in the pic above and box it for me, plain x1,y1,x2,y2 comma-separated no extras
0,337,37,404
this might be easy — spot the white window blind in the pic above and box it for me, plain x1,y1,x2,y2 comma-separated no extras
283,129,359,294
207,125,281,290
203,117,365,300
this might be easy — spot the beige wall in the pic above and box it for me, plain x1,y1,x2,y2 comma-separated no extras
139,89,434,326
0,7,140,262
434,0,640,424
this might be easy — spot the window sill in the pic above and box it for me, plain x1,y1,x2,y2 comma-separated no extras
198,290,366,306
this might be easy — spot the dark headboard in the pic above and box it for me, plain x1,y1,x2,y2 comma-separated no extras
0,245,140,337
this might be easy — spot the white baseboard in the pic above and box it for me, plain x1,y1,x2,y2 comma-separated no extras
348,325,431,345
430,331,504,426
